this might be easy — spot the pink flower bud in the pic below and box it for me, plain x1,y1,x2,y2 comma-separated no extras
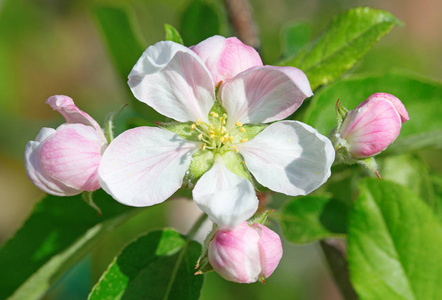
338,93,409,158
25,95,107,196
208,222,283,283
191,35,263,85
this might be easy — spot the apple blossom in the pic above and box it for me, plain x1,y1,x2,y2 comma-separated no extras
334,93,409,158
208,221,283,283
98,36,335,229
25,95,107,196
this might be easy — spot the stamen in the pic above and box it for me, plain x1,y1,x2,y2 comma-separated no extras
190,124,196,130
240,138,248,143
239,127,246,133
201,144,206,150
228,136,234,142
232,146,238,153
196,118,201,125
198,133,203,140
222,119,226,125
219,137,225,143
235,121,243,127
209,133,215,139
210,112,219,117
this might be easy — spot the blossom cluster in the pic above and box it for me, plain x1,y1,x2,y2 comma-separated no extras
24,35,407,283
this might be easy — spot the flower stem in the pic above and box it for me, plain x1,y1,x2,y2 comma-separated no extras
162,213,208,300
320,238,358,300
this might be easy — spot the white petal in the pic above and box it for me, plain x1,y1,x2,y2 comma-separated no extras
220,66,313,129
46,95,107,146
128,41,215,123
25,127,80,196
192,157,258,229
236,121,335,196
98,127,199,207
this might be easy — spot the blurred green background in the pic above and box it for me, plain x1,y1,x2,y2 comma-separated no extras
0,0,441,299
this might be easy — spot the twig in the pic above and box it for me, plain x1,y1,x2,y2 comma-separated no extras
223,0,260,49
320,238,358,300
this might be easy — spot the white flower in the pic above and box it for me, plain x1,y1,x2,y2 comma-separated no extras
98,36,335,229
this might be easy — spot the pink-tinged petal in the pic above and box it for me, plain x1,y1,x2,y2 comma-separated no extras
40,124,103,192
254,223,283,279
25,127,82,196
99,127,199,207
339,94,404,158
236,121,334,196
356,93,409,123
192,36,263,84
46,95,107,146
220,66,313,129
128,41,215,123
192,156,258,229
208,222,262,283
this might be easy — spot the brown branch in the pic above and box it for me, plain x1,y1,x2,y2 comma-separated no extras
223,0,260,49
320,239,358,300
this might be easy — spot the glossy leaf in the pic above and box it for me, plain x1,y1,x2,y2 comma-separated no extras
348,179,442,300
180,0,226,46
89,229,203,300
281,21,311,58
280,196,348,244
93,4,163,121
93,4,145,84
379,154,437,211
279,7,401,90
0,190,136,299
165,23,184,44
304,72,442,152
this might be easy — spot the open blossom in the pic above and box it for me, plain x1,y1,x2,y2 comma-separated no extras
25,95,107,196
336,93,409,158
99,36,335,229
208,222,283,283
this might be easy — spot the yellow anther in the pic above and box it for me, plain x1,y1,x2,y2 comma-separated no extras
222,126,227,132
242,161,245,164
229,136,234,142
235,121,243,127
198,133,203,140
201,144,206,150
196,118,201,125
210,112,219,117
223,113,227,118
209,133,215,139
239,127,246,133
209,124,215,130
190,124,196,130
219,117,223,122
219,137,225,143
222,119,226,125
240,138,248,143
232,146,238,153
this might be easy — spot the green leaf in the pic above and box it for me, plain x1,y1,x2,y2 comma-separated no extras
304,72,442,152
280,21,311,58
93,4,145,86
179,0,226,46
165,23,184,44
92,4,163,121
379,154,436,210
348,179,442,300
89,229,203,300
0,190,137,299
279,7,401,90
280,196,348,244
